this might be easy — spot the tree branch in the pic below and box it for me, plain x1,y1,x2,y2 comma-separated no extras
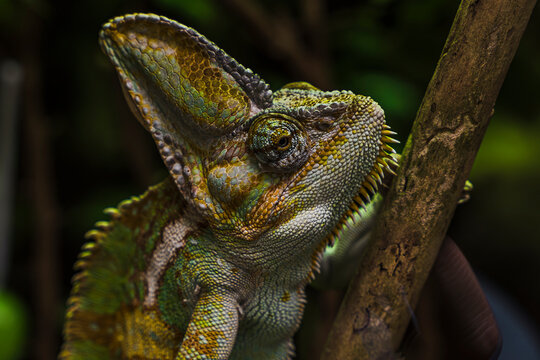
219,0,332,88
321,0,537,358
21,8,61,360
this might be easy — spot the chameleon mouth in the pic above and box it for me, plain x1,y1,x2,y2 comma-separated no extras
307,125,399,279
328,124,399,245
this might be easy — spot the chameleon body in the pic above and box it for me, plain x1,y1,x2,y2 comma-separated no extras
61,14,398,360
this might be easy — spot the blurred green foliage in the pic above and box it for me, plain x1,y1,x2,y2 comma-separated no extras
0,0,538,358
0,292,27,360
473,118,540,178
156,0,217,22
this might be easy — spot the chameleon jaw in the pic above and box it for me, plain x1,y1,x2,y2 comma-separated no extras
306,126,399,281
328,125,399,246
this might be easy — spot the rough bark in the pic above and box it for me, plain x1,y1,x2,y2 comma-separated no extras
321,0,537,359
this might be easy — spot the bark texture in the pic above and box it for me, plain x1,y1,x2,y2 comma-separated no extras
321,0,537,358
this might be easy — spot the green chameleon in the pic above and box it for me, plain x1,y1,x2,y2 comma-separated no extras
60,13,399,360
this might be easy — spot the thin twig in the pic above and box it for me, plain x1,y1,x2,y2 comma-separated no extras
0,60,23,287
219,0,332,88
22,9,61,360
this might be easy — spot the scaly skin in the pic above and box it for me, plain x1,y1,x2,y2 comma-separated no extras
60,14,398,360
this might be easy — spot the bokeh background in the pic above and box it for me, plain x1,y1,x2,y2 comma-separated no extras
0,0,538,359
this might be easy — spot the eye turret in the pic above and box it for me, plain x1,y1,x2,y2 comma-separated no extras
247,113,309,172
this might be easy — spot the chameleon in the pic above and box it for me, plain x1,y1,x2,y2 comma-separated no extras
60,13,399,360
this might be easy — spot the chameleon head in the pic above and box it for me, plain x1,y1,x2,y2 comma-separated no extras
99,14,397,266
246,86,396,265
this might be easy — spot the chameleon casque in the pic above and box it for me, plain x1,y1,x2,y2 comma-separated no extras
61,13,399,360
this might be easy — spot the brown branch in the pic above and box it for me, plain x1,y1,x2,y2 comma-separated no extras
300,0,329,67
21,8,61,360
218,0,332,88
321,0,537,359
0,61,23,286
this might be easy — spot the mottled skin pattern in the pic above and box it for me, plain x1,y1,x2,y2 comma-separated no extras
60,14,398,360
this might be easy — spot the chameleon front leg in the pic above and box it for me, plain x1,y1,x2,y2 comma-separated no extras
178,289,240,360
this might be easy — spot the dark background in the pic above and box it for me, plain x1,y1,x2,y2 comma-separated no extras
0,0,538,359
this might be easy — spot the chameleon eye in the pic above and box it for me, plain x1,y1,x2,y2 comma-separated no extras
276,135,291,150
248,113,309,172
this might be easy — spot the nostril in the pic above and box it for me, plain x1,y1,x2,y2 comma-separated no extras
315,118,333,131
